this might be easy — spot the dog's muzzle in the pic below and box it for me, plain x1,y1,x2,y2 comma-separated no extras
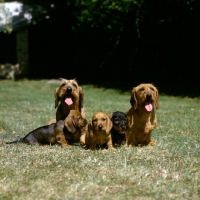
146,93,152,100
98,125,102,130
67,86,72,93
121,125,126,130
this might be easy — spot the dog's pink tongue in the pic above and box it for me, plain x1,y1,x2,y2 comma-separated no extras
145,103,153,112
65,98,73,105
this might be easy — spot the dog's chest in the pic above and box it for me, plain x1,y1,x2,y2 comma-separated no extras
61,101,79,111
111,129,125,140
94,131,109,145
66,132,79,142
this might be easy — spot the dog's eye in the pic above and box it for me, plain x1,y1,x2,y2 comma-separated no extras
102,118,106,121
150,87,155,91
138,88,145,92
93,119,97,122
72,83,77,88
114,120,119,124
61,83,66,87
122,117,127,122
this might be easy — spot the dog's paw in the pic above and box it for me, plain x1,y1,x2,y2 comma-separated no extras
127,144,133,148
108,146,116,150
62,144,72,148
148,141,156,146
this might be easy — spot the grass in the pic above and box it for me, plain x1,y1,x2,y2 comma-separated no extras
0,79,200,200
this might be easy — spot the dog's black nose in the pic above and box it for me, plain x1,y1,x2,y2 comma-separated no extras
122,125,126,130
146,93,152,99
67,87,72,93
98,125,102,130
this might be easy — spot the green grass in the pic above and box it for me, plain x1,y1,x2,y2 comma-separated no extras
0,79,200,200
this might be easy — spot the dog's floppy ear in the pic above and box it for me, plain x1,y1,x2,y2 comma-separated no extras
130,88,137,110
64,116,76,133
155,89,159,109
106,116,113,133
88,119,94,135
88,120,92,131
79,87,84,109
54,87,60,109
108,113,113,120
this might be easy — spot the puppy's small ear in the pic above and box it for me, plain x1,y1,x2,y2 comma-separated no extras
88,120,94,136
106,116,113,133
155,89,159,109
54,87,60,109
108,113,113,120
130,88,137,110
79,87,84,109
88,120,92,131
64,116,76,133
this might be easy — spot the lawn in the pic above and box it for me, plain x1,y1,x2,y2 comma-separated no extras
0,79,200,200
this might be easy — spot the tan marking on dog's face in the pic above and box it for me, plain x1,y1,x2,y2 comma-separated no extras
91,112,108,131
111,112,127,134
113,125,126,134
131,83,159,110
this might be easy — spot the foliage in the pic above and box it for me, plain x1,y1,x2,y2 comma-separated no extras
1,0,200,95
0,80,200,199
25,0,197,29
0,0,12,33
23,0,198,38
48,0,197,33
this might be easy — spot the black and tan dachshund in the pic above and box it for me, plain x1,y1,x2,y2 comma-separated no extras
6,110,87,147
109,111,128,147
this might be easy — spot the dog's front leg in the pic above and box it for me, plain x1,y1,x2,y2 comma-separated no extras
79,126,87,147
107,136,115,150
88,138,97,150
142,131,156,146
125,129,137,147
56,133,71,147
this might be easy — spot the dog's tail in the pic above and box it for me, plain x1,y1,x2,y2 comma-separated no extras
6,138,23,144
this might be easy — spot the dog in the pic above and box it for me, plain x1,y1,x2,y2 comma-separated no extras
53,79,85,122
6,110,87,147
126,83,159,147
81,112,115,150
64,110,87,145
109,111,128,147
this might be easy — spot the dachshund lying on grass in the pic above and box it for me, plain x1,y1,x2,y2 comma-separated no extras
6,110,87,147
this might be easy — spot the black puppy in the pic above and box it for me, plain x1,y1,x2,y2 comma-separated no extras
110,111,128,147
6,110,87,147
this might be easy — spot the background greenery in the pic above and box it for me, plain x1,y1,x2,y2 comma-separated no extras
0,80,199,199
1,0,200,96
32,0,200,96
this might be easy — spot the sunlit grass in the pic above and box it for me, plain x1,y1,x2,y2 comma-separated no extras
0,80,200,199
